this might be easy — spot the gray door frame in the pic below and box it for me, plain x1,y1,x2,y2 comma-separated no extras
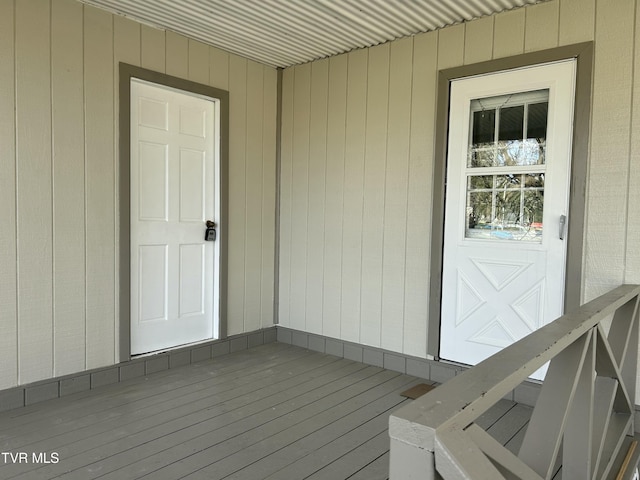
428,42,594,357
118,63,230,362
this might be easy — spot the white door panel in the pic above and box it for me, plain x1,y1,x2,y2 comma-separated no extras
131,79,218,355
440,61,576,376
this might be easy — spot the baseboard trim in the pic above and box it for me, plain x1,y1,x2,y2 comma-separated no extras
0,327,277,413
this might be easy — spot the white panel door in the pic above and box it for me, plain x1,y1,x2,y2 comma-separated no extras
440,61,576,373
131,79,219,355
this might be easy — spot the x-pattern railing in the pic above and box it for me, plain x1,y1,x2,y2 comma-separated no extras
389,284,640,480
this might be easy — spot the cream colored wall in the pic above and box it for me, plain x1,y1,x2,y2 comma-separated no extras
278,0,640,358
279,36,435,358
0,0,277,390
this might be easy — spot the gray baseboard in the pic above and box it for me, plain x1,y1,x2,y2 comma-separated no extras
0,327,277,413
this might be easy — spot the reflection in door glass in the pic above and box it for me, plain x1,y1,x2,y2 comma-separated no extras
466,174,544,242
465,90,548,242
467,90,548,168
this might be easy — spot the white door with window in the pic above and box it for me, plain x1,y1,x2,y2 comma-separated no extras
439,61,576,372
130,79,219,355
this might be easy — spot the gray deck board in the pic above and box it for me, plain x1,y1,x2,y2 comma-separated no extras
347,452,390,480
2,348,336,478
475,398,517,430
11,358,363,479
182,375,417,480
504,417,530,455
7,350,338,451
304,430,393,480
0,343,533,480
1,342,304,435
260,397,401,480
485,403,533,447
88,365,389,480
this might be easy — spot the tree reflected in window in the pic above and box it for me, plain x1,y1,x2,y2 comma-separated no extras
465,90,548,242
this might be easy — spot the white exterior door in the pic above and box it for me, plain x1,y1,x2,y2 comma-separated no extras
440,61,576,371
130,79,219,355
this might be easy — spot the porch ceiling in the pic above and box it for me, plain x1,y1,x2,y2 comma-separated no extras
79,0,546,68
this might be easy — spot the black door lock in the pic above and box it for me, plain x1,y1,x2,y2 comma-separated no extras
205,220,216,241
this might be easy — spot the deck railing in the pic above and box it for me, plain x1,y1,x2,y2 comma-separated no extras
389,284,640,480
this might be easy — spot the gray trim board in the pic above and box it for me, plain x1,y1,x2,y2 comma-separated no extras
60,375,91,397
264,327,278,344
24,382,59,406
308,334,326,353
274,67,283,325
428,42,594,357
230,336,249,353
0,328,276,413
118,63,230,362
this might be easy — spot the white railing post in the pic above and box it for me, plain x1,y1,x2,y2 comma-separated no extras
389,284,640,480
388,436,439,480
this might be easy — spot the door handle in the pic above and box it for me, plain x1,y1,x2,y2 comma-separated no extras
559,215,567,240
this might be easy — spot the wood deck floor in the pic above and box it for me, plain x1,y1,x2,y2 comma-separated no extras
0,342,531,480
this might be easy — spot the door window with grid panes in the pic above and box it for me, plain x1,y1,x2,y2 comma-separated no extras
466,90,548,242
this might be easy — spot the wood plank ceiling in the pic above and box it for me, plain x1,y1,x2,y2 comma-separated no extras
79,0,545,68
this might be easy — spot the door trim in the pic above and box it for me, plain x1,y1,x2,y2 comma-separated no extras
118,63,229,362
428,43,594,358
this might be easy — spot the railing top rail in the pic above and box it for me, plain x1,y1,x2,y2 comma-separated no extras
389,284,640,449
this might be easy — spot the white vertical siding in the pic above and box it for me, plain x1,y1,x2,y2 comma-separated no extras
524,1,559,52
403,31,437,358
493,8,526,58
16,0,54,384
341,49,368,344
141,25,166,73
278,68,294,329
360,43,390,348
261,68,278,328
558,0,595,46
0,0,277,390
380,37,413,353
437,23,464,70
113,14,141,361
321,55,348,340
290,63,312,333
464,16,494,65
628,7,640,286
166,31,188,78
84,6,115,370
584,0,635,300
52,0,86,376
227,55,248,336
0,0,18,389
188,39,210,85
114,15,140,66
278,0,640,361
306,59,329,335
209,47,229,91
244,60,265,333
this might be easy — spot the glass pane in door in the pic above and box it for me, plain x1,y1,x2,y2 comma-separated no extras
465,89,549,242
